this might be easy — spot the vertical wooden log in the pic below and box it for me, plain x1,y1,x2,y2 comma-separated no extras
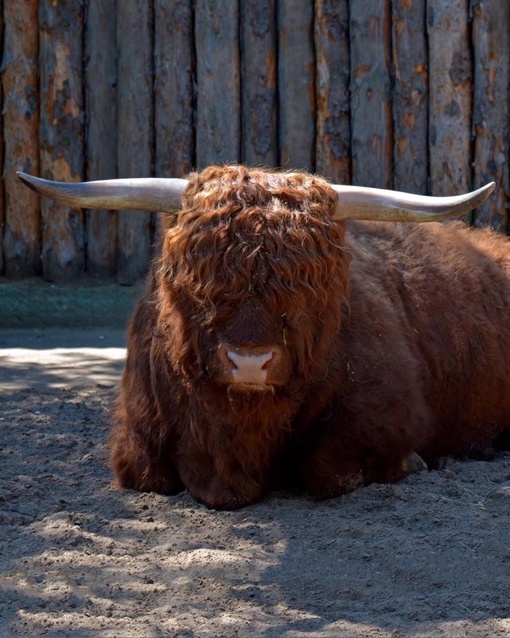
427,0,472,196
154,0,194,177
241,0,278,167
0,0,4,275
350,0,393,188
315,0,351,183
392,0,428,194
195,0,240,168
85,0,118,278
471,0,510,231
39,0,85,282
117,0,154,285
278,0,315,171
2,0,40,279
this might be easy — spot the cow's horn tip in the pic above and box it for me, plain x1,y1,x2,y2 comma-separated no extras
17,171,33,184
481,181,496,195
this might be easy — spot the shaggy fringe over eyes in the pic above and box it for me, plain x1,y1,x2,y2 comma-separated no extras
157,165,351,381
160,165,349,315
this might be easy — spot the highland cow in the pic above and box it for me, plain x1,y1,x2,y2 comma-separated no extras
18,165,510,510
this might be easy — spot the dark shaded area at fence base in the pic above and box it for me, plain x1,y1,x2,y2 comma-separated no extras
0,278,144,329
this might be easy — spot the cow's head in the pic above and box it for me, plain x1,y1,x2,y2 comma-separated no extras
18,167,494,393
156,165,350,391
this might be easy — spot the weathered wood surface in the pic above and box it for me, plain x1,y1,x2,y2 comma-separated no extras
427,0,472,196
2,0,510,283
116,0,154,285
391,0,428,194
154,0,194,178
39,0,85,282
278,0,315,171
350,0,393,188
195,0,240,168
315,0,351,184
241,0,278,167
0,0,4,274
2,0,40,278
85,0,118,278
472,0,510,231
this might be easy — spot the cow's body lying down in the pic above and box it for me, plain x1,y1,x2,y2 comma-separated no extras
109,167,510,509
18,165,509,509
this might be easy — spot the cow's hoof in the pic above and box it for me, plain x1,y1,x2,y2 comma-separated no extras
427,457,448,470
402,452,428,475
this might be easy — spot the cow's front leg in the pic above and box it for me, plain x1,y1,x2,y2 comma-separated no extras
175,444,266,510
186,472,264,510
110,418,183,495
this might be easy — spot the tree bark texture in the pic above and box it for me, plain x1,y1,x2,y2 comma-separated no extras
0,0,4,275
392,0,428,194
195,0,240,168
350,0,393,188
85,0,118,278
315,0,351,184
278,0,315,171
154,0,194,178
116,0,154,285
427,0,472,196
241,0,278,167
39,0,85,282
2,0,40,279
471,0,510,231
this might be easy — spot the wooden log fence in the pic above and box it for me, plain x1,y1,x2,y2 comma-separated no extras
0,0,509,284
391,0,428,194
39,0,86,282
0,1,3,275
350,0,393,189
85,0,118,279
278,0,315,172
241,0,278,167
428,0,472,200
315,0,351,185
471,0,510,230
2,0,39,279
154,0,195,177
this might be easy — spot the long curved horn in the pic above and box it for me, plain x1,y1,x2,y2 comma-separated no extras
332,182,495,222
16,172,188,212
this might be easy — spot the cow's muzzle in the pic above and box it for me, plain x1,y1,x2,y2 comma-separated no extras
212,344,287,389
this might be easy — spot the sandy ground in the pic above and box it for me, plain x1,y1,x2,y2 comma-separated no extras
1,328,510,638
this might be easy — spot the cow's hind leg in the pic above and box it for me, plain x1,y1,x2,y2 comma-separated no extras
300,445,366,501
301,428,429,501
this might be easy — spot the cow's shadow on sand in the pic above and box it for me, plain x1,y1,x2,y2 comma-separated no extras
236,474,510,636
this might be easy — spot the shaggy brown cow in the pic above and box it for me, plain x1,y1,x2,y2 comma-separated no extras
18,165,510,510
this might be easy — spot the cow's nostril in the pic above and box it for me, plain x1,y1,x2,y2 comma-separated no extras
262,353,275,370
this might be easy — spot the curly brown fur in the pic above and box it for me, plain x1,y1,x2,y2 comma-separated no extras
110,165,510,509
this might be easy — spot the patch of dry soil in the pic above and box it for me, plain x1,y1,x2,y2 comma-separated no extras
1,330,510,637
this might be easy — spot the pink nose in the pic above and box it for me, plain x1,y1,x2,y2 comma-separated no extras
216,345,281,385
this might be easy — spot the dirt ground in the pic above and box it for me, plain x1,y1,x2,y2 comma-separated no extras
1,328,510,638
